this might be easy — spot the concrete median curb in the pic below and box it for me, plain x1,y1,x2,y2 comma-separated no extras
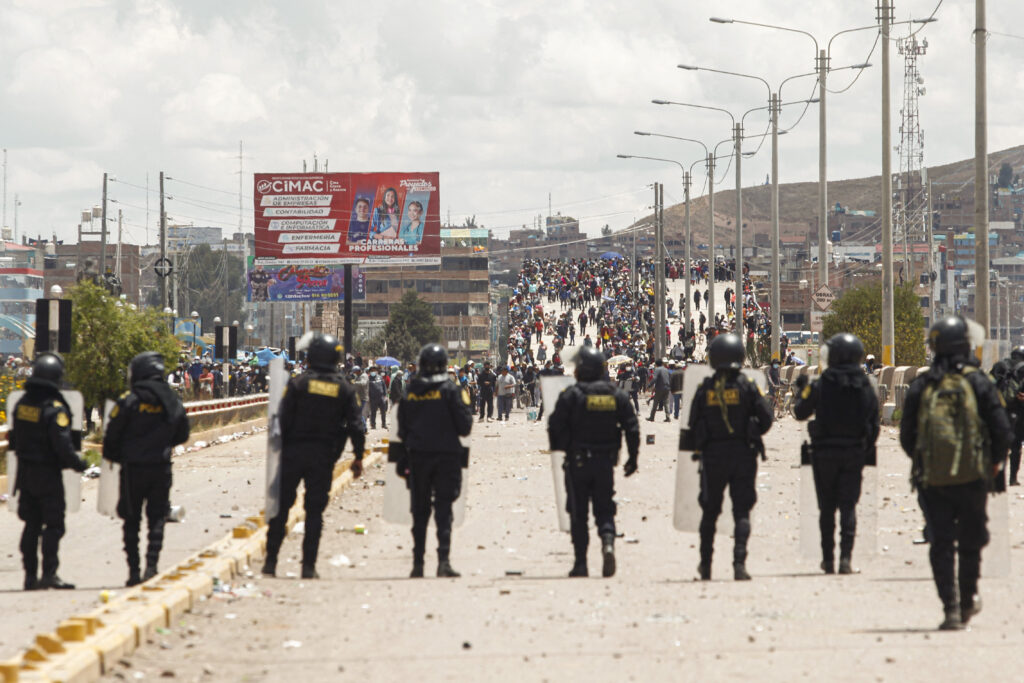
0,445,383,683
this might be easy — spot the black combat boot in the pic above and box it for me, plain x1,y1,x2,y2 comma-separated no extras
697,560,711,581
38,574,75,590
143,565,158,582
301,564,319,579
437,560,460,578
260,556,277,577
601,534,616,578
410,561,424,578
959,550,982,625
939,604,963,631
24,574,39,591
569,547,588,577
126,569,142,587
838,556,853,575
733,518,752,581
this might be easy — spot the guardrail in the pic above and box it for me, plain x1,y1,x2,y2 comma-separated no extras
0,393,270,452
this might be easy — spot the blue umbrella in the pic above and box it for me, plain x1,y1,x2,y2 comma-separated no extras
255,347,282,367
374,356,401,367
600,251,623,260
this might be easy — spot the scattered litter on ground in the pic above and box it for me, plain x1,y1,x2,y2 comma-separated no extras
283,640,302,649
83,465,101,478
329,554,351,567
292,522,305,535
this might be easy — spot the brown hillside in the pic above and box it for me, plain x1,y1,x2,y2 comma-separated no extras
643,144,1024,247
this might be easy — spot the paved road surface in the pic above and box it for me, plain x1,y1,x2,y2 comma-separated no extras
98,404,1024,682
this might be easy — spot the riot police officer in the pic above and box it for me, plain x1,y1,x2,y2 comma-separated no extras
396,343,474,578
10,352,87,590
999,345,1024,485
548,346,640,578
103,352,191,586
262,333,365,579
900,316,1011,629
687,334,772,581
792,333,880,575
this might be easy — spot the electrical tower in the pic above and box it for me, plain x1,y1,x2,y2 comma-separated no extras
896,31,928,281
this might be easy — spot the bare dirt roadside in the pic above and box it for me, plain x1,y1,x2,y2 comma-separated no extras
102,409,1024,683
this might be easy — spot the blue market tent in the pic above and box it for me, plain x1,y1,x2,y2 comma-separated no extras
600,251,623,260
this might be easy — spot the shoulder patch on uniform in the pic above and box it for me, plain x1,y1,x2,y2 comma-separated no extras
120,391,131,400
461,388,471,406
801,385,812,400
707,389,741,406
139,403,164,414
56,411,70,428
308,379,340,397
110,404,120,419
53,400,63,408
586,394,616,411
408,389,442,401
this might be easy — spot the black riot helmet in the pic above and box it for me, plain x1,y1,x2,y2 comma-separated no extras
1011,345,1024,362
307,333,342,371
32,352,64,382
574,345,607,382
129,351,165,384
708,333,745,371
928,316,970,358
992,360,1009,381
825,333,865,368
418,343,448,376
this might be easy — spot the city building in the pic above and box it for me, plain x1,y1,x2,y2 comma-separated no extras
0,243,44,355
45,241,142,306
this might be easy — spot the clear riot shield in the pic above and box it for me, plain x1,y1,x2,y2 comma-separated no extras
985,491,1010,578
799,450,878,561
6,389,83,513
264,357,289,521
674,364,713,532
97,400,120,518
540,375,575,533
741,368,767,395
381,446,468,527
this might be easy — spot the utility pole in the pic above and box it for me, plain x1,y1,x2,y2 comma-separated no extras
925,172,935,325
707,152,716,324
818,49,829,289
683,172,692,326
655,182,666,359
2,148,6,232
879,0,896,366
975,0,990,334
116,209,123,281
160,171,168,309
13,194,20,244
770,92,782,361
734,122,744,343
223,237,229,323
100,172,108,275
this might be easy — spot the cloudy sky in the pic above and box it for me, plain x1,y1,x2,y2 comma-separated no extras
1,0,1022,245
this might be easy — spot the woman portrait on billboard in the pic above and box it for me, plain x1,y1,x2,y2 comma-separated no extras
371,187,400,240
398,198,427,246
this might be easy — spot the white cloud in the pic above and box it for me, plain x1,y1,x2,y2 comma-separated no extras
0,0,1021,242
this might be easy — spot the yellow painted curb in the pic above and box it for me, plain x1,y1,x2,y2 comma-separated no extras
2,448,380,683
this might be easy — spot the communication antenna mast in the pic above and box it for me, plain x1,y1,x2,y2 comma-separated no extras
897,30,928,280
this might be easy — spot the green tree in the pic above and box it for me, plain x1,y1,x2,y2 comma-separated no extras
821,280,926,366
381,291,442,363
181,244,247,326
998,162,1013,188
65,281,181,421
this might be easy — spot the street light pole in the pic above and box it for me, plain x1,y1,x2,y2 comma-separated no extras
818,49,829,287
683,171,692,327
770,93,781,361
975,0,990,335
707,152,716,326
656,182,666,359
880,0,896,366
734,122,744,343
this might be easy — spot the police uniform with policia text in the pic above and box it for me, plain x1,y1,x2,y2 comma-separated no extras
687,334,772,581
793,333,879,575
548,346,639,578
11,353,87,590
397,343,474,578
900,316,1012,630
262,334,365,580
104,352,190,587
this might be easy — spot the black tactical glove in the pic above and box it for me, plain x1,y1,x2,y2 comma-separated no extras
623,455,638,477
73,456,88,473
794,374,809,391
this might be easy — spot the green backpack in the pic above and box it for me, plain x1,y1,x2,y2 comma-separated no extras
914,367,989,487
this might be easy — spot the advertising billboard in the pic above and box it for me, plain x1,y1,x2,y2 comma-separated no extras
253,172,440,265
247,258,366,303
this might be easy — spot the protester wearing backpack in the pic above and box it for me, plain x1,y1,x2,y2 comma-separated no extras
899,316,1012,631
793,333,879,575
